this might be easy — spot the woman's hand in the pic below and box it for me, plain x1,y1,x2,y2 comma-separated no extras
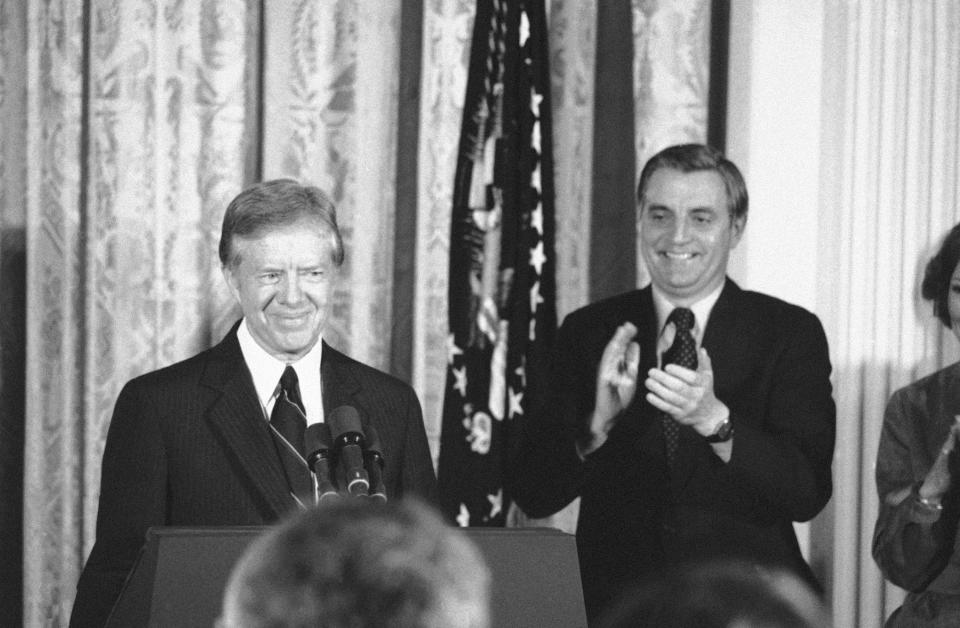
919,415,960,503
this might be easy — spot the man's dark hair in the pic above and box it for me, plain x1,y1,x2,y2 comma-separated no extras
219,498,490,628
636,143,749,220
219,179,345,269
922,222,960,328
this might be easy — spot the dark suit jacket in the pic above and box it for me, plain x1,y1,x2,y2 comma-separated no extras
69,324,437,627
509,280,835,621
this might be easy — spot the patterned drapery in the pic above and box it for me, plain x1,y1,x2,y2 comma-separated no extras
19,2,257,625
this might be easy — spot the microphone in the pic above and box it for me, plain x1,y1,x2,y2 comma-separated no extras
304,423,339,502
364,425,387,501
327,406,370,497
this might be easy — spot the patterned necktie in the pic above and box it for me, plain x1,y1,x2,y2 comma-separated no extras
661,308,698,467
269,366,313,504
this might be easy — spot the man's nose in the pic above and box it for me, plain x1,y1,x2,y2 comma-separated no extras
278,273,303,304
669,218,689,242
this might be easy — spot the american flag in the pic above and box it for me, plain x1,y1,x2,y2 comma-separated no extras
437,0,556,527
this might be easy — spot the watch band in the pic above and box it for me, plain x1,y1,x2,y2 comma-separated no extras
705,417,734,443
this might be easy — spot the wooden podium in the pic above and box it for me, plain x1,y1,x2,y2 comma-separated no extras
106,526,587,627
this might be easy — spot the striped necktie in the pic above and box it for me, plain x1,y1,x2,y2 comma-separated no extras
269,365,313,504
661,308,697,467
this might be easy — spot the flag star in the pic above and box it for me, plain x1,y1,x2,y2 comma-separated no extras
457,503,471,527
508,387,524,418
530,90,543,117
515,361,526,387
520,11,530,46
531,118,541,152
453,366,468,397
529,241,547,275
488,489,503,519
529,317,537,341
446,333,463,365
529,280,543,315
531,163,541,192
531,204,543,235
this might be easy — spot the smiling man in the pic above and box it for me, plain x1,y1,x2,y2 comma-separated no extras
69,180,437,628
509,144,836,622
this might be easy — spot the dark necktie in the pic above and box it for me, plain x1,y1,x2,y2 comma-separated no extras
269,366,313,504
661,308,698,467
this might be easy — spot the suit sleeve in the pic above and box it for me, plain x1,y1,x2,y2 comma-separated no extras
398,387,439,504
720,311,836,522
69,380,168,628
872,387,959,591
508,311,599,518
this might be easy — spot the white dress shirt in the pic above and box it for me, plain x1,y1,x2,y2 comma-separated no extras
236,320,325,425
651,281,725,367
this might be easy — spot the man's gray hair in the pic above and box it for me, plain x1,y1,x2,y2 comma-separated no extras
219,179,345,270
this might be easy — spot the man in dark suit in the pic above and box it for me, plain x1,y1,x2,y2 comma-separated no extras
69,180,437,627
509,144,836,622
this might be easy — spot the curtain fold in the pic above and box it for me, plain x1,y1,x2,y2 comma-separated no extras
0,1,28,624
413,0,474,461
23,2,87,625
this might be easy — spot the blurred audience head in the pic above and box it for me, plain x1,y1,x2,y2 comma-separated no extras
219,498,490,628
596,560,830,628
922,221,960,329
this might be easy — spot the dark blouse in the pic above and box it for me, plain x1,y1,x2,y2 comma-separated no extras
874,363,960,627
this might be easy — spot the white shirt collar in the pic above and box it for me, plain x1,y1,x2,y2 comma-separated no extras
236,320,325,425
651,280,725,343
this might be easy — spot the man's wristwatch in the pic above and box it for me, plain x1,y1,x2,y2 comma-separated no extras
704,416,734,443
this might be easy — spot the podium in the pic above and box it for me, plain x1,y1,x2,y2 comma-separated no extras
106,525,587,627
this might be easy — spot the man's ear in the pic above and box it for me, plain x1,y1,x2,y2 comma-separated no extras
730,213,747,247
222,264,241,302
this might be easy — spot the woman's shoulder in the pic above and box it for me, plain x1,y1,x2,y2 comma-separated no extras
891,362,960,405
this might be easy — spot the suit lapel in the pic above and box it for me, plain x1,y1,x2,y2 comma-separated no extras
201,327,296,518
702,280,748,394
321,342,363,417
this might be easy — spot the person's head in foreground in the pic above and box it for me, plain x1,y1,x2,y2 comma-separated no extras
219,498,490,628
596,560,831,628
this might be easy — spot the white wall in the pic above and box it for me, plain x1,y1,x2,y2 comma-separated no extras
726,1,825,313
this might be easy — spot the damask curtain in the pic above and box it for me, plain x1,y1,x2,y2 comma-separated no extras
3,0,714,624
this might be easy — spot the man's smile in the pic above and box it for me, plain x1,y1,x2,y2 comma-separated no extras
662,251,697,261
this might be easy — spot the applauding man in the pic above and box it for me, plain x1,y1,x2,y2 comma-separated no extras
510,144,836,621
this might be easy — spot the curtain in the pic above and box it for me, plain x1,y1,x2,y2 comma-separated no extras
821,2,960,626
19,1,257,625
